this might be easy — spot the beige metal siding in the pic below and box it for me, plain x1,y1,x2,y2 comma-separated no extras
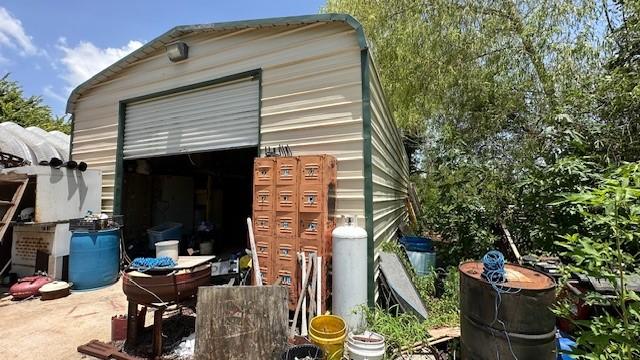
123,77,259,159
71,23,364,215
368,57,410,253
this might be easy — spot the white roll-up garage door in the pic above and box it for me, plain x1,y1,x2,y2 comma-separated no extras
123,77,259,159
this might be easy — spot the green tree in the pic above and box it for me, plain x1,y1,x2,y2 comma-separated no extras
323,0,609,260
0,74,70,133
596,0,640,163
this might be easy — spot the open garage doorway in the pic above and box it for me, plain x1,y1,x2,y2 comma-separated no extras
120,147,256,258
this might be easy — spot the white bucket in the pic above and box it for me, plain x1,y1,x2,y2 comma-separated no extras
346,331,385,360
155,240,179,261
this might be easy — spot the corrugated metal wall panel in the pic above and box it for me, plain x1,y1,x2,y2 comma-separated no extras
123,78,259,159
70,22,364,217
368,57,410,252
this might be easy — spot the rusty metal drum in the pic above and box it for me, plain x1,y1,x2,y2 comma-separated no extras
459,261,557,360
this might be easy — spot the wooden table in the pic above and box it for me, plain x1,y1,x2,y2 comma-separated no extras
125,256,215,359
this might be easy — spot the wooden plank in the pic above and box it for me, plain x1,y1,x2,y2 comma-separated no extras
0,176,28,244
405,198,418,227
194,286,288,360
408,182,422,217
500,220,522,264
172,256,216,269
247,217,262,285
290,253,315,338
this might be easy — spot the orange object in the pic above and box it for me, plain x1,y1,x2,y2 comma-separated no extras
253,211,275,236
255,235,274,276
299,155,337,186
276,238,299,268
111,315,128,341
254,158,276,186
299,185,325,213
275,212,298,238
276,157,299,185
299,212,325,241
253,185,274,211
259,265,274,286
251,155,336,309
276,185,298,212
277,264,299,309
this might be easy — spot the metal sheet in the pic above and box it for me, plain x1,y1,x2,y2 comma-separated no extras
70,22,364,215
368,58,410,252
123,78,259,159
378,251,428,320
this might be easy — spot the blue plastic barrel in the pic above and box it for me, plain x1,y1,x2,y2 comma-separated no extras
69,228,120,290
400,236,434,252
400,236,436,275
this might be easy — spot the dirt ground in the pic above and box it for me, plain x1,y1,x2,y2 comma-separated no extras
0,279,128,360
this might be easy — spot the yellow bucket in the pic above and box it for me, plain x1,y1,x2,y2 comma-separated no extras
308,315,347,360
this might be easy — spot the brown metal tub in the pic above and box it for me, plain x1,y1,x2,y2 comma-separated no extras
122,264,210,304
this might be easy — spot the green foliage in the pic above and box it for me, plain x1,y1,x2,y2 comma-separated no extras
596,1,640,163
0,74,69,133
324,0,610,264
554,162,640,359
363,306,430,352
420,267,460,328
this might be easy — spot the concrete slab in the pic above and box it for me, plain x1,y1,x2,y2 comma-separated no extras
0,280,127,359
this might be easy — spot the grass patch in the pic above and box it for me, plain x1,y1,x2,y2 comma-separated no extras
363,306,430,351
364,241,459,356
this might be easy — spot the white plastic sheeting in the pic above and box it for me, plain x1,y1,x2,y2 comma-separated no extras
0,122,70,163
0,128,35,163
27,127,70,159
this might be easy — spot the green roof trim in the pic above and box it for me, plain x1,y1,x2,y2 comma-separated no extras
361,49,375,307
65,13,368,113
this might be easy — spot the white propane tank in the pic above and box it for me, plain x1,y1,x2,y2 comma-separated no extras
332,215,368,332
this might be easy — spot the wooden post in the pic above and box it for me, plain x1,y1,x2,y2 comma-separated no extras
194,286,288,360
152,307,164,358
246,217,262,285
125,300,138,347
290,253,315,338
137,306,147,334
300,252,308,336
500,220,522,264
317,256,322,314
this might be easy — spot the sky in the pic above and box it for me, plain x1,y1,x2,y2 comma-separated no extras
0,0,326,116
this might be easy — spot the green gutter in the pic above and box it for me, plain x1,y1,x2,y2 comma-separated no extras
114,103,125,215
361,49,375,307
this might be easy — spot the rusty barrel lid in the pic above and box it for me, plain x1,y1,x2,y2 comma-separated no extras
459,261,555,291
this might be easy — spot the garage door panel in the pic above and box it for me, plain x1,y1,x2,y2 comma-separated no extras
123,77,259,159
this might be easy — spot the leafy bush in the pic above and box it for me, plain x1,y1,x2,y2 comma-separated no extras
554,162,640,359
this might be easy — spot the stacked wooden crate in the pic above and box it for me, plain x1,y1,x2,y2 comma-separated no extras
252,155,337,310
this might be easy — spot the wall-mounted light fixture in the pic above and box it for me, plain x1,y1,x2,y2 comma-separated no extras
166,42,189,62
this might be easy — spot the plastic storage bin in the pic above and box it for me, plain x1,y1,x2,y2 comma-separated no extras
400,236,435,275
147,222,182,250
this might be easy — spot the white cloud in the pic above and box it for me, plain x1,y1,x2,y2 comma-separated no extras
0,7,38,56
43,85,67,104
57,39,143,91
